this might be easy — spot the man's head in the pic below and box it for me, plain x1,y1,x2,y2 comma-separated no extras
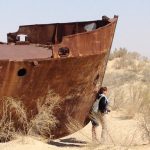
99,87,107,95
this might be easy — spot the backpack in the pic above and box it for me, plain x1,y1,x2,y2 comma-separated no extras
92,95,104,113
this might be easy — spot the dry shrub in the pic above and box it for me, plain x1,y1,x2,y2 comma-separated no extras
66,117,102,149
110,48,148,73
109,48,128,60
66,116,92,142
66,116,84,137
113,55,138,71
139,112,150,143
28,90,60,138
110,89,125,111
124,85,145,118
103,49,150,146
104,49,150,114
0,97,27,142
109,48,142,61
142,64,150,82
111,84,148,117
140,85,150,141
103,72,137,87
0,90,60,142
66,116,115,149
0,99,15,142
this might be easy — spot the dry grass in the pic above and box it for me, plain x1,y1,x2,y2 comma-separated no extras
103,49,150,146
65,117,99,149
142,64,150,82
0,90,60,142
109,48,128,60
138,113,150,143
66,116,90,141
0,97,27,142
66,115,116,149
28,90,60,138
103,72,135,87
125,84,146,117
140,85,150,142
109,48,149,73
0,98,15,142
106,83,149,119
109,48,143,61
104,49,150,112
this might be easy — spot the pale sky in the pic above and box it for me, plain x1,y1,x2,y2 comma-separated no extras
0,0,150,57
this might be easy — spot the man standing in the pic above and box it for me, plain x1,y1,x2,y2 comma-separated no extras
90,87,110,143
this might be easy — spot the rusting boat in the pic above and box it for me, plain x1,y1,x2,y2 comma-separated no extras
0,16,118,139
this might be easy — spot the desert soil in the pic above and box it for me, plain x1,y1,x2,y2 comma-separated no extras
0,110,149,150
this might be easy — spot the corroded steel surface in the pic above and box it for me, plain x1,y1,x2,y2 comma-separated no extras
7,19,109,45
0,45,52,60
0,16,118,139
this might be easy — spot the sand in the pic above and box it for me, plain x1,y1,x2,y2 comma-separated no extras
0,110,149,150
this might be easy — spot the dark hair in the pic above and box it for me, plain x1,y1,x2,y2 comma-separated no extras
98,87,107,94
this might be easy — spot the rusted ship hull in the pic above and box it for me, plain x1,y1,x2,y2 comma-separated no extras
0,16,118,138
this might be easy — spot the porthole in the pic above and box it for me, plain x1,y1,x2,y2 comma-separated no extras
17,68,27,77
58,47,70,57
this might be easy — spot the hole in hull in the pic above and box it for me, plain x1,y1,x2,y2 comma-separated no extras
17,68,27,77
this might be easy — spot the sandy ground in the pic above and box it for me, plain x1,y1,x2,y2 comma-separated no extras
0,110,150,150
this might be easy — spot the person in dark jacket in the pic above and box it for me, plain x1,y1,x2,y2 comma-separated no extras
90,86,110,143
